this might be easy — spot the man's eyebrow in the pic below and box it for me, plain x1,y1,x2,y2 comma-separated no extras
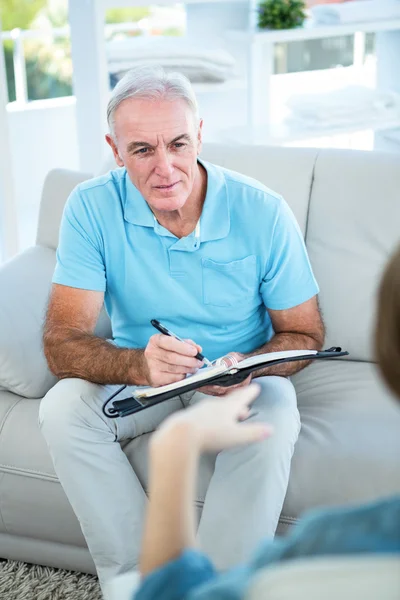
126,140,153,153
126,133,191,153
169,133,192,144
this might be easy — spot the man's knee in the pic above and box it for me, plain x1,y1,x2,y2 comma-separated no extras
255,376,300,438
39,378,104,444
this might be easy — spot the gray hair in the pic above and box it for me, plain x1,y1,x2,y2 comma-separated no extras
107,65,200,138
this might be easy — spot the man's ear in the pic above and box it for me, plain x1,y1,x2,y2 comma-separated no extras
105,134,124,167
197,118,203,155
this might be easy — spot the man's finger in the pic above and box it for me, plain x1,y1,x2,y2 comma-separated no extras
159,362,201,375
183,339,202,352
155,334,199,356
200,385,230,396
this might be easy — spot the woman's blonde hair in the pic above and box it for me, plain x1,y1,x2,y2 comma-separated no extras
375,243,400,399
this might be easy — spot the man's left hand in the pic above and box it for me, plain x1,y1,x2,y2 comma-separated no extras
198,352,252,397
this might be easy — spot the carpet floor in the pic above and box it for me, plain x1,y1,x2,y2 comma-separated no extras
0,559,102,600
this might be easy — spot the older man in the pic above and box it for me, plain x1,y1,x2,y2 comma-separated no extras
39,66,324,593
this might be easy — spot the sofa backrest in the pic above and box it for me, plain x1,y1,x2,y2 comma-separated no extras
36,168,92,250
200,144,319,236
35,145,400,364
305,149,400,361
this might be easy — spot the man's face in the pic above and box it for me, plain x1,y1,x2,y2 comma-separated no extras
106,97,203,213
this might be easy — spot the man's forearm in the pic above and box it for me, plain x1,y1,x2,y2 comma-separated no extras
43,327,147,385
140,422,199,576
244,332,324,378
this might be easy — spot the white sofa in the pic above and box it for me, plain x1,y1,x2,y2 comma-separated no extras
0,145,400,577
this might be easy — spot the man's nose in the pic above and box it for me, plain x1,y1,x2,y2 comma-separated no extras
154,149,174,177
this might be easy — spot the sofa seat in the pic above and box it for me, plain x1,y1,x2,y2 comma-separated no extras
0,391,84,544
281,359,400,529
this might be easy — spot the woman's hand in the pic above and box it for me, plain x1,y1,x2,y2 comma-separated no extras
153,383,273,453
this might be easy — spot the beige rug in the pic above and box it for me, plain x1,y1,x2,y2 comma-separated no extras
0,559,102,600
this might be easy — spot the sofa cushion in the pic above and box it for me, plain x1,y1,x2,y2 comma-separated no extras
200,144,319,236
282,359,400,526
0,391,85,546
0,247,58,398
305,149,400,361
0,390,210,548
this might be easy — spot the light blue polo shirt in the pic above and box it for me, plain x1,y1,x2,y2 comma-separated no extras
53,159,319,361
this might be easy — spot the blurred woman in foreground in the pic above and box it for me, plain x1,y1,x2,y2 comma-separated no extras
134,245,400,600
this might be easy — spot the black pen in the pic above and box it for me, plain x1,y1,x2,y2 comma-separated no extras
151,319,212,366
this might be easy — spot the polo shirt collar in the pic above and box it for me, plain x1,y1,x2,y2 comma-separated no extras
122,158,230,242
199,158,230,242
123,173,155,227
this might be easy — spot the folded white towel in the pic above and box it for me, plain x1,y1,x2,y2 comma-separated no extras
107,37,237,83
312,1,400,24
381,127,400,144
109,57,236,83
106,37,236,68
287,85,400,128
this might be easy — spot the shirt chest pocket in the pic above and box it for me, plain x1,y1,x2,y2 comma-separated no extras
202,255,257,307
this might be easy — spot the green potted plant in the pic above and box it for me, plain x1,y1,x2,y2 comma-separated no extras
257,0,307,30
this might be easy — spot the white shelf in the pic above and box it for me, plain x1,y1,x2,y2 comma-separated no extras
221,115,400,146
227,18,400,44
224,63,400,145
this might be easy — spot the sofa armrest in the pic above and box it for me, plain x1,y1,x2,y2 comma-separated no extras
0,246,58,398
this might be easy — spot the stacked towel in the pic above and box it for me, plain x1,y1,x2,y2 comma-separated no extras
286,85,400,129
311,1,400,24
107,37,237,84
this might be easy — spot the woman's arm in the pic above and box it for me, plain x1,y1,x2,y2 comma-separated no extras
139,420,200,576
139,384,271,576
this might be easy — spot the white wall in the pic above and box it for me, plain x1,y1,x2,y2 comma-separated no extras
7,97,79,250
0,19,19,262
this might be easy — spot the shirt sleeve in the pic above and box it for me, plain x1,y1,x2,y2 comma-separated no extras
249,496,400,571
134,550,216,600
52,187,106,291
260,197,319,310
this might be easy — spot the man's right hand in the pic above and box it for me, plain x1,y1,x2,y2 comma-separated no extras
139,334,204,387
